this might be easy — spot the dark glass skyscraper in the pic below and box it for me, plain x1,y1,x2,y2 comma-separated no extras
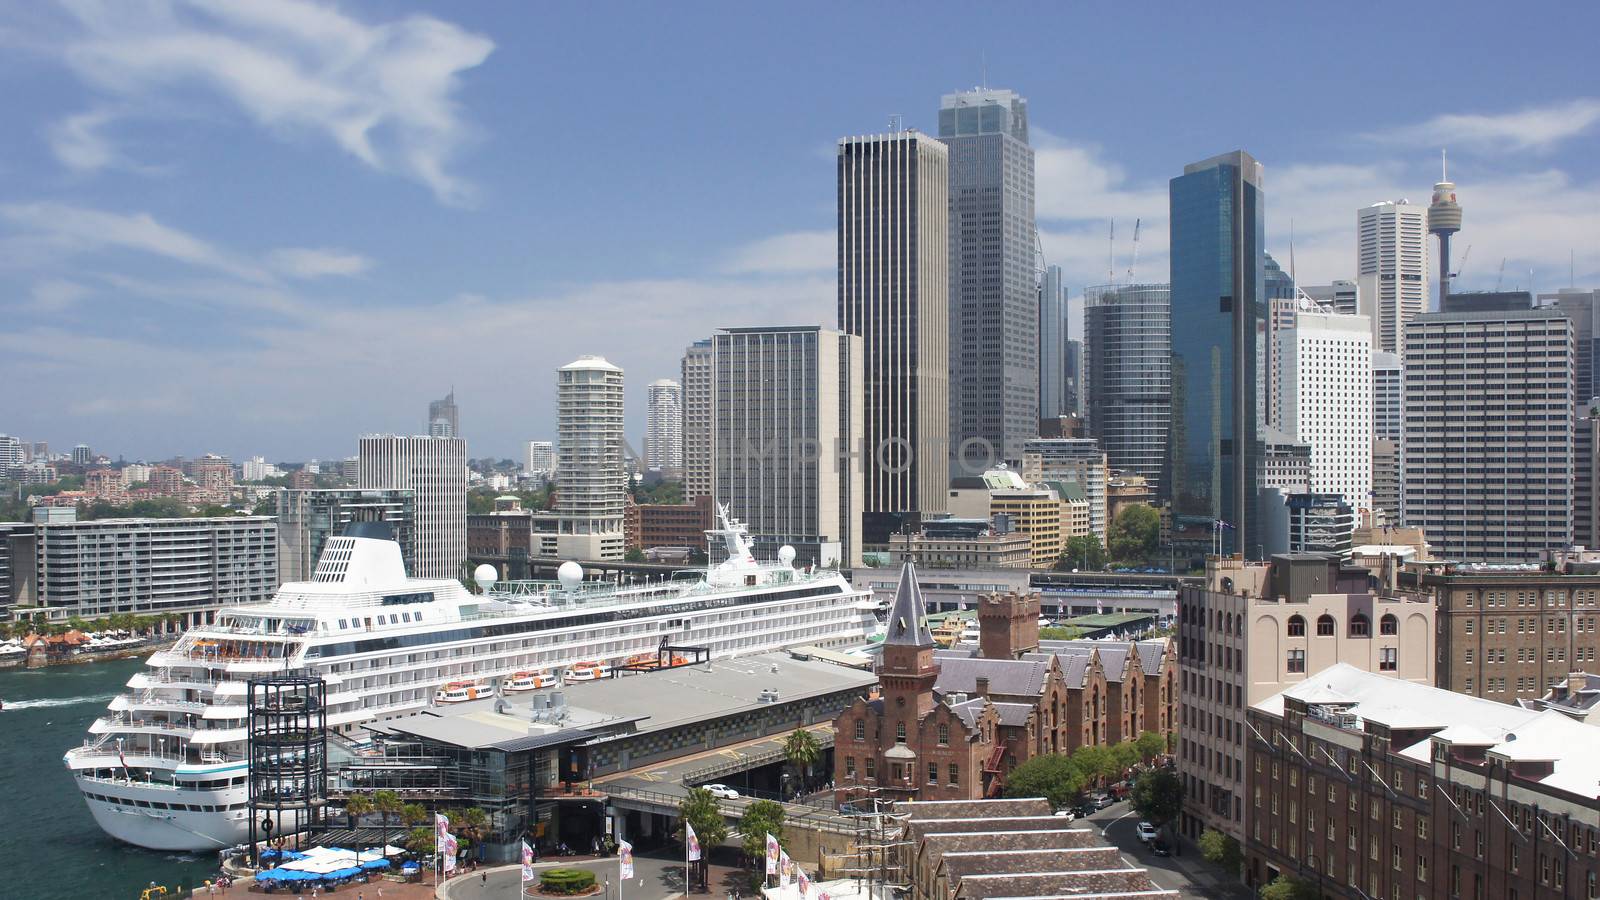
1168,151,1265,557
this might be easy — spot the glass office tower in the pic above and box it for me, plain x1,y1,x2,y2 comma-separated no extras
1168,151,1266,557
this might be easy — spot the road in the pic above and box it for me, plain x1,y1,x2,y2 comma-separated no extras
1084,800,1252,900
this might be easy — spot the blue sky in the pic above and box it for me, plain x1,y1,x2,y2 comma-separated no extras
3,1,1598,462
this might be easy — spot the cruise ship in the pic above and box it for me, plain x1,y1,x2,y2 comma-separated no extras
65,512,877,851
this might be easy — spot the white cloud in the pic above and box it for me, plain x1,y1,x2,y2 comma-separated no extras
51,0,493,204
0,202,265,280
1032,129,1169,292
47,106,122,170
26,278,91,312
1368,98,1600,152
268,247,373,279
720,230,834,274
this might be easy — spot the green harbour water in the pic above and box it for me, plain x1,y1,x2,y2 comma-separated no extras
0,656,219,900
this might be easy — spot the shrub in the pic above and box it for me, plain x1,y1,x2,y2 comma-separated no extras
539,868,598,895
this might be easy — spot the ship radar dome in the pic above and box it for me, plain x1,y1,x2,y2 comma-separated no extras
557,561,584,591
778,545,797,567
473,564,498,592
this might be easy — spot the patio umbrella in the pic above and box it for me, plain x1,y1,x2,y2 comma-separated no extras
331,867,363,879
360,859,390,870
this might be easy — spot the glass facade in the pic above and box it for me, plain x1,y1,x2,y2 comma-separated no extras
1168,152,1265,556
1085,283,1171,494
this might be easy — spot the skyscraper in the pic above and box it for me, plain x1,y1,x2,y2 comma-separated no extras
428,390,460,438
1357,200,1429,354
275,488,415,582
358,434,466,578
1540,288,1599,401
1039,264,1067,420
838,129,949,543
680,339,714,501
1275,308,1373,516
525,440,555,474
1403,307,1574,562
555,356,627,561
1302,280,1358,316
940,88,1038,470
1168,151,1265,556
1371,350,1404,525
644,378,684,472
712,326,863,567
1084,282,1172,494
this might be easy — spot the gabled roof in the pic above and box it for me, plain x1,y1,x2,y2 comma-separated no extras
884,562,935,647
992,702,1035,727
1135,639,1170,675
935,656,1054,698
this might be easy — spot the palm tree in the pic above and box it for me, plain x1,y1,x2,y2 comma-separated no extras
373,790,402,854
458,807,491,862
782,728,822,795
400,803,429,828
344,792,373,830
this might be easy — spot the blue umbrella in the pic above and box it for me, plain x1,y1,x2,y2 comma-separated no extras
361,859,390,870
332,867,363,879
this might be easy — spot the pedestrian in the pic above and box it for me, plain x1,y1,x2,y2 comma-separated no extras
481,872,488,886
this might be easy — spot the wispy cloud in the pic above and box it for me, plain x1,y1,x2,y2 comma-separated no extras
720,230,835,275
1367,98,1600,152
49,0,493,205
1,201,266,280
268,247,373,279
1033,129,1169,292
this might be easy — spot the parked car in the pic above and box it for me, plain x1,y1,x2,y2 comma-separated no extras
1136,822,1159,843
1090,792,1114,809
1052,809,1076,821
1149,840,1171,857
702,784,739,799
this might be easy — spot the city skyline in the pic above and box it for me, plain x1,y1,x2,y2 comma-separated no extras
2,3,1598,460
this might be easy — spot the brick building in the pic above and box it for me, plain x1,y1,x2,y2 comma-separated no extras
832,564,1173,803
1245,663,1600,898
635,495,714,552
1401,558,1600,704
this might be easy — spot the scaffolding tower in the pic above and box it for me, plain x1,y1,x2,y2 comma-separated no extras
247,673,328,863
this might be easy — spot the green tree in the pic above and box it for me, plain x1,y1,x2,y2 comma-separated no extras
400,803,429,827
373,790,402,857
679,788,728,891
1058,536,1108,571
343,792,373,830
1129,768,1183,825
624,547,646,563
1135,730,1166,763
1108,505,1160,562
782,728,822,794
1111,740,1141,775
402,825,435,855
1002,753,1086,810
1070,744,1118,786
1260,875,1320,900
738,799,785,878
1198,827,1242,875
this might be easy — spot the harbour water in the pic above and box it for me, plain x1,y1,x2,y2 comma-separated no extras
0,657,217,899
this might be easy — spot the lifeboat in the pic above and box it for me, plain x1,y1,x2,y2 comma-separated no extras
434,681,484,704
504,671,555,692
563,661,609,683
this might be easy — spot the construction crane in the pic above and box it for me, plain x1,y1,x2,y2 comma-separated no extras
1126,218,1142,283
1496,257,1507,291
1451,243,1473,282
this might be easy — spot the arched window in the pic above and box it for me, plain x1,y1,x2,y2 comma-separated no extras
1316,614,1335,636
1287,615,1306,637
1380,613,1398,635
1350,613,1370,637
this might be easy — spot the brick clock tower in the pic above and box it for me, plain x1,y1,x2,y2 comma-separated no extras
880,563,939,721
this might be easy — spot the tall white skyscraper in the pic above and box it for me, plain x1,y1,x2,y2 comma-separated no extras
1356,200,1429,355
556,355,626,561
1276,308,1374,516
644,379,684,472
680,339,714,501
358,434,466,578
1039,264,1067,420
525,440,555,474
712,326,864,567
838,129,949,542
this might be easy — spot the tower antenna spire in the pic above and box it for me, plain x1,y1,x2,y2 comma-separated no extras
981,51,987,89
1441,148,1447,181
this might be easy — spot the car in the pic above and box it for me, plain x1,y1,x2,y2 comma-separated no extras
1149,840,1171,857
1052,810,1076,821
1089,792,1114,809
701,783,739,800
1136,822,1159,843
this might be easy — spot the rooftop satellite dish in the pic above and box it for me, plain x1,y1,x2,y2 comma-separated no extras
473,564,498,592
